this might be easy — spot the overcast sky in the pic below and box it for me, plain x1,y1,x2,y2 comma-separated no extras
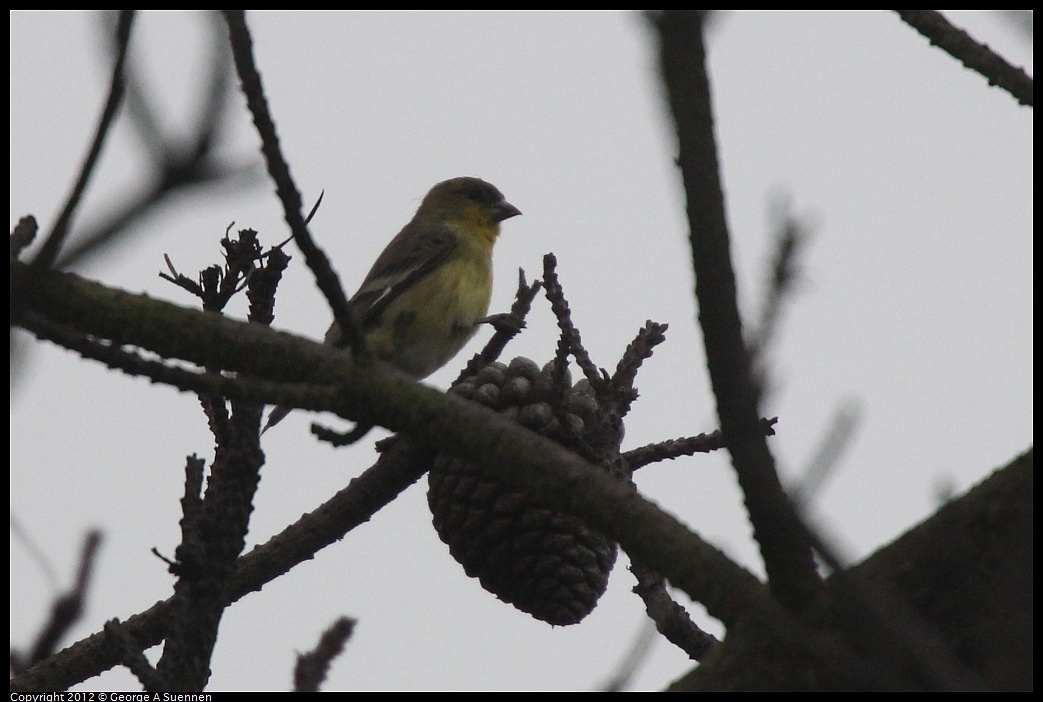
10,11,1032,692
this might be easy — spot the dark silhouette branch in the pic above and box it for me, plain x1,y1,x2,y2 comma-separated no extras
28,11,134,273
11,259,770,690
55,12,263,272
894,10,1033,107
653,9,822,610
10,531,103,674
221,10,365,355
293,617,356,692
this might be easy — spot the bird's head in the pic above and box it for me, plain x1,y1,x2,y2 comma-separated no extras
421,177,521,231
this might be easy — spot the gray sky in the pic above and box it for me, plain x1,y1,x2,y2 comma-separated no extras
10,11,1033,691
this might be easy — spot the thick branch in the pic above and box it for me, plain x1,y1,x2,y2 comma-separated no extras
670,450,1032,691
11,260,764,690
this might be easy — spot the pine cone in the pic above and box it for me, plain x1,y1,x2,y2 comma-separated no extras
428,357,622,626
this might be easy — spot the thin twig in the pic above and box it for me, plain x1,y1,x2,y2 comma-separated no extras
748,196,812,405
294,617,356,692
792,401,860,505
542,253,602,386
624,431,726,470
10,531,103,673
29,11,135,272
54,13,261,271
630,559,718,661
894,10,1033,107
610,321,669,421
623,417,777,472
221,10,365,355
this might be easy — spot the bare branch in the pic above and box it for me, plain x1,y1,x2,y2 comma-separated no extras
221,10,365,355
894,10,1033,107
293,617,357,692
653,9,821,609
10,531,103,673
28,11,134,272
630,560,718,661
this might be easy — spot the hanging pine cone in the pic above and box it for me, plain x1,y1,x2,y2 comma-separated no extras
427,357,623,626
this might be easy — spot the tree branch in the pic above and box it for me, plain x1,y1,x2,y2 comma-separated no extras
10,260,766,690
894,10,1033,107
220,10,365,353
653,9,822,610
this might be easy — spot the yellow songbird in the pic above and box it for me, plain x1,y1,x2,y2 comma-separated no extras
263,176,521,432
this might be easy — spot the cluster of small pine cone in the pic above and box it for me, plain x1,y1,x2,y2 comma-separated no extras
427,357,622,626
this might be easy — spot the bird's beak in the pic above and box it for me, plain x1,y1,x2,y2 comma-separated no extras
492,200,522,223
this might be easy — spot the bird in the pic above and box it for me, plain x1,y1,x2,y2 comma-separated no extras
262,176,521,434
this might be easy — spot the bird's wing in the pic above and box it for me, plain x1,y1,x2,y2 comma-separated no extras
325,226,457,347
